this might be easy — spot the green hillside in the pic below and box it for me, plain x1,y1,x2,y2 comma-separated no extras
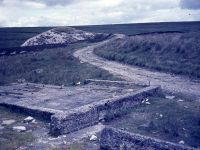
94,32,200,78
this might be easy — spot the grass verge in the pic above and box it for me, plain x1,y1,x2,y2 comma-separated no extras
94,32,200,78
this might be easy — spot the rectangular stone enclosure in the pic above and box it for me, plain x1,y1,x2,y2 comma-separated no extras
0,80,160,135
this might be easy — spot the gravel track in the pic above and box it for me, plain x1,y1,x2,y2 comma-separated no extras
74,34,200,101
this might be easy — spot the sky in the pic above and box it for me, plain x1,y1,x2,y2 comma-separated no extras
0,0,200,27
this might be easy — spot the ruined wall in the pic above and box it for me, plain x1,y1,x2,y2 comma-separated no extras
85,79,148,87
50,106,99,136
50,85,161,135
0,103,54,121
100,127,195,150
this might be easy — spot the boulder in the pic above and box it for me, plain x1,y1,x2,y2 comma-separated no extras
2,119,16,126
24,116,34,123
165,95,175,100
178,140,185,145
145,102,151,105
90,135,97,141
13,126,26,132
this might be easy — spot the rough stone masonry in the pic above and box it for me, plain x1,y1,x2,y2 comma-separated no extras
0,80,160,136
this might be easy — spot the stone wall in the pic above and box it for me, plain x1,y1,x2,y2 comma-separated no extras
100,127,196,150
85,79,148,87
0,103,54,121
50,106,99,136
50,85,161,135
0,80,161,136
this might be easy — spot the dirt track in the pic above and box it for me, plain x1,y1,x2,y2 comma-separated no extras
74,34,200,101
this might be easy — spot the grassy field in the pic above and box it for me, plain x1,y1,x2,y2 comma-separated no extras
1,22,200,49
108,94,200,148
0,43,119,86
75,21,200,35
94,32,200,78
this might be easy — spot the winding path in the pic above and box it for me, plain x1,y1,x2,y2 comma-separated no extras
74,34,200,101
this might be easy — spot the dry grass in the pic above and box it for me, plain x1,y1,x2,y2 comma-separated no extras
0,43,119,86
94,32,200,78
108,94,200,148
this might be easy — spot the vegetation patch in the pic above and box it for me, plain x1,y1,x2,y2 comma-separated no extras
0,106,35,150
0,43,119,86
0,130,34,150
94,32,200,78
75,22,200,35
108,95,200,148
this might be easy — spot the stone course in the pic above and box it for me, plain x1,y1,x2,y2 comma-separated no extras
100,127,196,150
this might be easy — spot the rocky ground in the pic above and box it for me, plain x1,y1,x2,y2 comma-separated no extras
21,27,110,47
0,106,102,150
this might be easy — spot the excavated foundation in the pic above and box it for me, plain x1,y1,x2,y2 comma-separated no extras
0,80,160,136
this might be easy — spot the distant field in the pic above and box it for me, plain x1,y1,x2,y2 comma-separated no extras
0,43,119,86
75,21,200,35
0,27,52,48
94,32,200,78
1,22,200,49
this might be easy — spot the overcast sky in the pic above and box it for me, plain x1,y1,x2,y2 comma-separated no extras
0,0,200,27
